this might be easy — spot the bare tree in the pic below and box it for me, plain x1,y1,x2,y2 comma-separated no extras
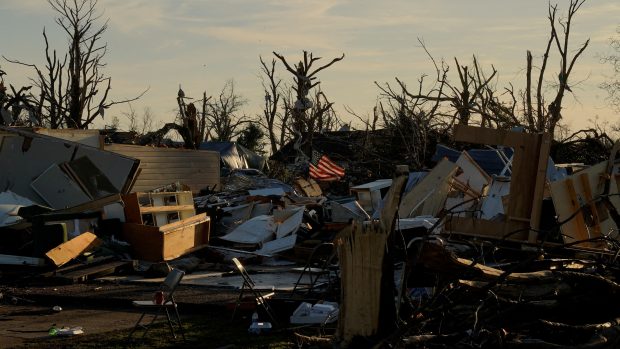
203,80,252,142
377,0,589,144
273,50,344,140
259,56,282,153
0,67,39,126
5,0,145,129
601,25,620,113
529,0,589,136
123,103,155,135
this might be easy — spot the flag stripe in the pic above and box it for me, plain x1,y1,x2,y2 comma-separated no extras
318,156,345,177
308,150,345,181
309,163,339,181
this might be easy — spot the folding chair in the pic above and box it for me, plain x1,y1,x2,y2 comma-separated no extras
231,257,279,326
128,268,186,341
291,242,337,296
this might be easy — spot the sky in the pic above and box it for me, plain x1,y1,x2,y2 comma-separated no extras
0,0,619,133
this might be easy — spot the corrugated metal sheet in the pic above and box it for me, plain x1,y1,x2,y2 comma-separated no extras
105,144,220,193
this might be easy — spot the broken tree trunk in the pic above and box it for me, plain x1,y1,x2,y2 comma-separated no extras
337,165,408,345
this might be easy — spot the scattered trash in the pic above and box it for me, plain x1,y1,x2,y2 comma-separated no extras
290,302,339,324
49,326,84,336
4,124,620,348
248,311,272,335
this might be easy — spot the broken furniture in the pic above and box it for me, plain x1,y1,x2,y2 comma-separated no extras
128,268,186,341
231,257,279,326
121,213,211,262
123,191,195,226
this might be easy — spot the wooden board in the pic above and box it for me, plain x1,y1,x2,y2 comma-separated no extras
294,178,323,197
399,158,458,218
337,221,388,343
549,161,619,249
45,232,103,267
104,144,220,193
445,216,530,241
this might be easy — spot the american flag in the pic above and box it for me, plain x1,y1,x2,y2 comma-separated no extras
309,149,345,181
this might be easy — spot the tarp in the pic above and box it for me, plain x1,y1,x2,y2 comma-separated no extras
432,144,513,177
199,141,266,170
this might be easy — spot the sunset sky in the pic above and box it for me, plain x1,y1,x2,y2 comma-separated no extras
1,0,619,133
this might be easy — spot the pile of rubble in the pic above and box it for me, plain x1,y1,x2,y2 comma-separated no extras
4,124,620,348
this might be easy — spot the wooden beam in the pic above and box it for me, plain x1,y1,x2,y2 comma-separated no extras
453,124,539,148
380,165,409,234
445,216,529,241
529,132,551,242
139,204,195,214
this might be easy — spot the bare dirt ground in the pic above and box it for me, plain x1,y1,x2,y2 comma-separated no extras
0,283,240,348
0,305,138,348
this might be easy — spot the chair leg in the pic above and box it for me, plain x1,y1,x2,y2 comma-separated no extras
141,306,165,339
232,283,247,321
174,305,186,341
165,308,176,338
128,312,147,340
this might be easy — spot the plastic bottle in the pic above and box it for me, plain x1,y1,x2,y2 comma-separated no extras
251,311,259,324
48,326,58,336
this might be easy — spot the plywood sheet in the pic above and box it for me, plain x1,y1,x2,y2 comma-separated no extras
45,232,103,267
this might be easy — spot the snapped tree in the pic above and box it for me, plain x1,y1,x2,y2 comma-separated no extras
272,51,345,150
368,0,590,169
4,0,145,129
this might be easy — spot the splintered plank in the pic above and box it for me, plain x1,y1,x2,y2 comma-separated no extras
45,232,103,267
